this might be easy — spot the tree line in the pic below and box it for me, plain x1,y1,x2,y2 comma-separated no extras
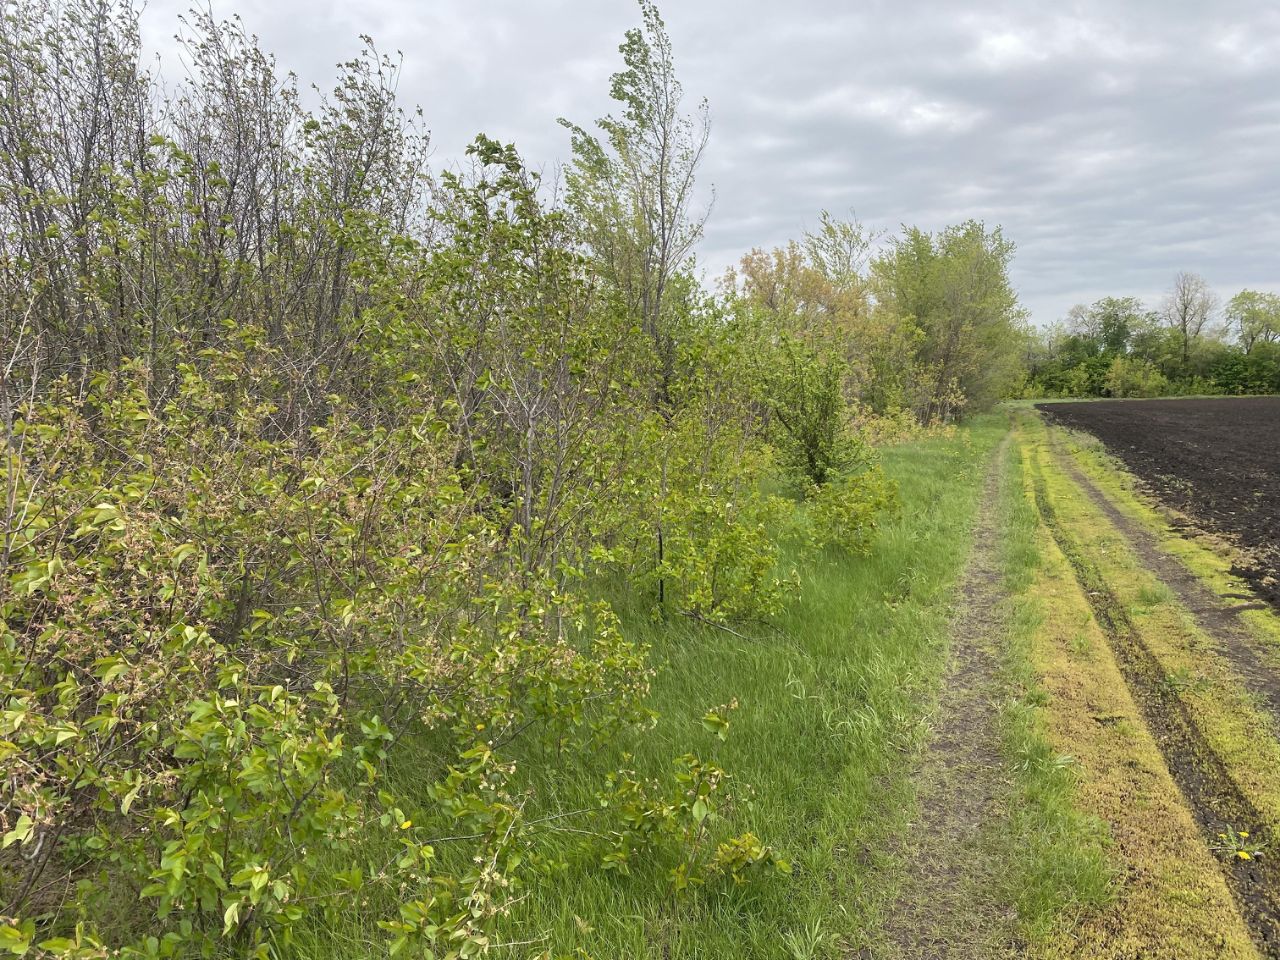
0,1,1026,955
1023,272,1280,399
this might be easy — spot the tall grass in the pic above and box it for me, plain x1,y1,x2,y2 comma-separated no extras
294,418,1008,959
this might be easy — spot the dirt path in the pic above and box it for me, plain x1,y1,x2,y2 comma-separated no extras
1046,435,1280,730
876,437,1019,960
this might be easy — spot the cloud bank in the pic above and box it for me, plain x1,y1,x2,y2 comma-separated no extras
139,0,1280,324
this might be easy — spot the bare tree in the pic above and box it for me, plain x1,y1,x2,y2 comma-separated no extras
1162,271,1218,370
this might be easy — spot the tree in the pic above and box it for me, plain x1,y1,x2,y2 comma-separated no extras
1162,271,1218,371
559,0,711,409
803,210,877,291
1225,289,1280,353
872,221,1028,422
1085,296,1147,355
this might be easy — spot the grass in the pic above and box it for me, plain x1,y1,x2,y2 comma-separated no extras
993,424,1114,944
1055,425,1280,663
1023,416,1280,831
474,416,1009,958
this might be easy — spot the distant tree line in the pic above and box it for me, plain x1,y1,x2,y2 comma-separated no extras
1022,272,1280,399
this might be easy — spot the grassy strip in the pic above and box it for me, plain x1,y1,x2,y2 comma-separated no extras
1010,414,1262,958
994,425,1113,944
288,418,1009,959
1052,424,1280,660
1023,416,1280,835
443,418,1009,959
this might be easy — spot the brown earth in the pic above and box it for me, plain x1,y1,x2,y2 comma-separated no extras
1036,397,1280,612
876,438,1019,959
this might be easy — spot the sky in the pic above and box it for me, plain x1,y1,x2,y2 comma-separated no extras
138,0,1280,327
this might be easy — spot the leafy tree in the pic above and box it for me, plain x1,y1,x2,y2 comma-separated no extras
1073,296,1149,356
872,221,1028,422
1225,289,1280,353
559,0,710,409
760,337,858,488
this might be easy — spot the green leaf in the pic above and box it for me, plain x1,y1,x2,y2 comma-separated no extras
690,798,709,823
121,783,142,814
0,919,33,956
2,814,33,849
222,900,241,935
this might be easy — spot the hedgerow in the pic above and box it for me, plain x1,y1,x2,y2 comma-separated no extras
0,2,894,955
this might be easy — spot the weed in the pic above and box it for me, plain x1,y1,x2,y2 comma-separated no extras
1210,828,1267,863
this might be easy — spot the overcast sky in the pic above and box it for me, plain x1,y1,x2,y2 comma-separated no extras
138,0,1280,326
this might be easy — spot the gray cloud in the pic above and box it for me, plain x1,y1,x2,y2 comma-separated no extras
138,0,1280,324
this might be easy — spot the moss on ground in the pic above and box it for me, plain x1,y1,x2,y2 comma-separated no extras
1010,417,1262,959
1053,424,1280,663
1024,417,1280,835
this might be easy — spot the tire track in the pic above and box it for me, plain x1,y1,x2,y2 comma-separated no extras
1030,459,1280,957
1045,434,1280,730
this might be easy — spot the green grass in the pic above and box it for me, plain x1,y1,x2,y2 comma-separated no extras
492,418,1013,958
994,423,1113,944
486,423,996,958
287,417,1007,959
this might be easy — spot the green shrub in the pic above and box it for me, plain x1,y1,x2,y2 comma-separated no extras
1103,356,1169,398
807,463,900,554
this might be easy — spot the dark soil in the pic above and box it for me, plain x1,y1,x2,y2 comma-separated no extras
1036,397,1280,612
1044,435,1280,729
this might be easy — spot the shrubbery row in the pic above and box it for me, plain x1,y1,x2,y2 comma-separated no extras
0,3,908,955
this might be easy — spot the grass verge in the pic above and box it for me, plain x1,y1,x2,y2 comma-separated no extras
1024,416,1280,832
994,426,1113,945
1052,424,1280,661
286,417,1009,959
484,418,1009,959
1010,413,1262,958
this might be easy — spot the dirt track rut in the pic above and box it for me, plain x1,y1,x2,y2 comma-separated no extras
877,436,1018,960
1046,437,1280,730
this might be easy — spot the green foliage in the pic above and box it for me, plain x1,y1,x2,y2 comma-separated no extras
807,465,900,555
1225,290,1280,353
0,2,907,954
1026,284,1280,400
0,349,659,955
595,741,789,891
762,337,858,489
1211,343,1280,395
1103,355,1169,398
871,221,1029,422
